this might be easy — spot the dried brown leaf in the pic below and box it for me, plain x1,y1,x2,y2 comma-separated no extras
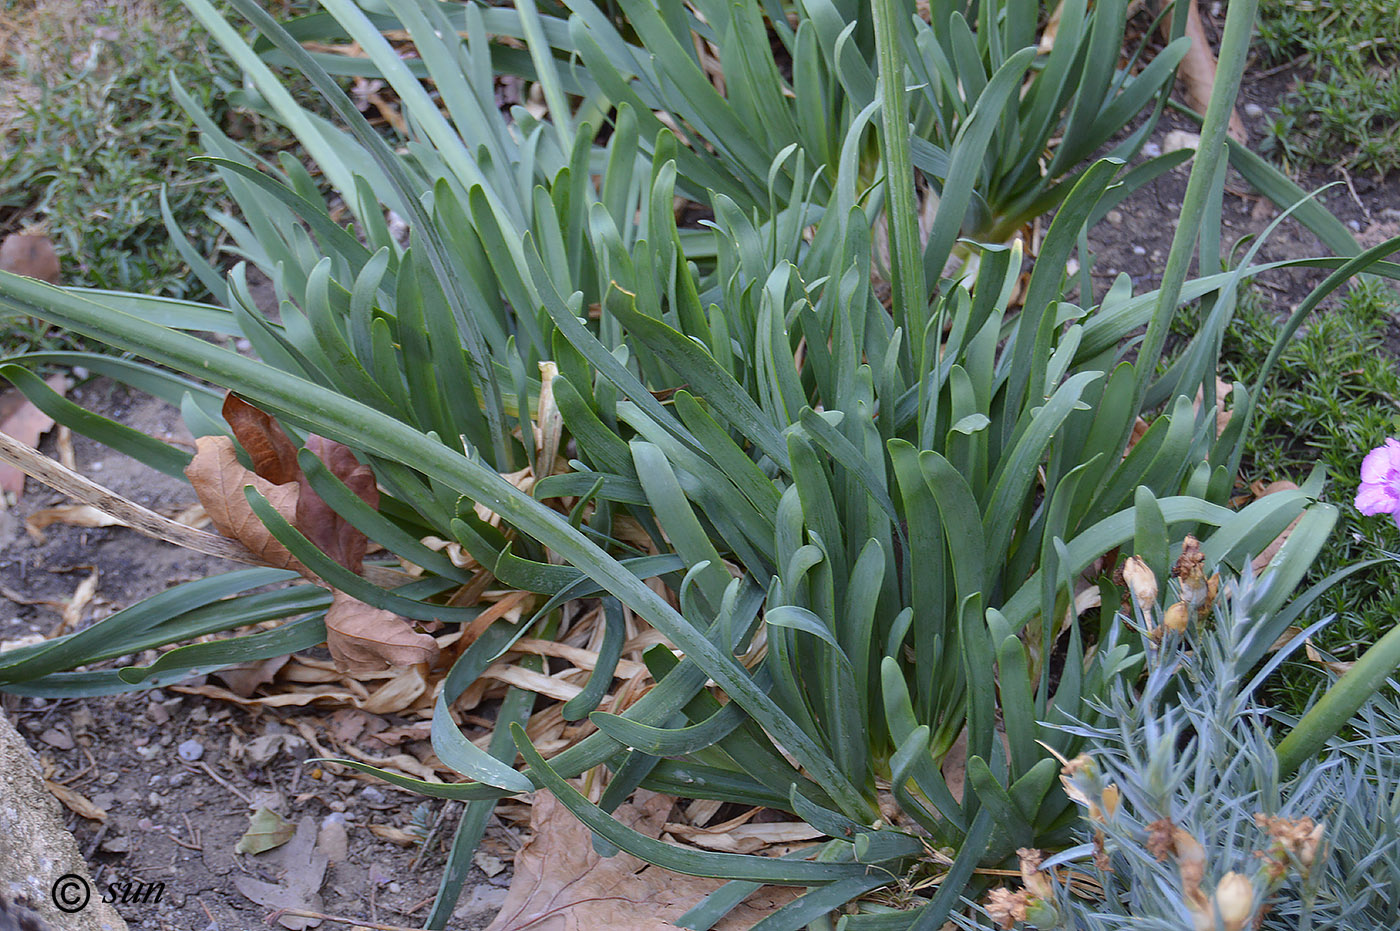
233,815,327,930
485,791,798,931
324,590,438,676
58,568,99,634
24,503,126,542
663,820,824,854
1305,640,1355,676
212,655,292,698
367,823,420,846
1250,480,1302,571
1173,0,1247,143
186,435,303,571
359,663,429,715
294,434,378,572
0,233,60,283
236,806,297,855
223,394,300,484
0,373,71,498
45,780,107,822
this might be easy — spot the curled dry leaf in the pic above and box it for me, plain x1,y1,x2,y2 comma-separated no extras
324,591,437,677
185,395,439,674
237,806,297,855
44,780,107,822
186,435,302,571
1249,480,1302,571
212,655,292,699
486,791,798,931
24,503,127,543
1305,640,1355,676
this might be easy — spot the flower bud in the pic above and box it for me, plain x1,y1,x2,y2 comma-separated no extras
1100,783,1120,819
1024,897,1061,928
1122,556,1158,620
1164,601,1190,635
1213,871,1255,931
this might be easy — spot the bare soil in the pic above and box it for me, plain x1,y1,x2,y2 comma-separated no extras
0,383,511,931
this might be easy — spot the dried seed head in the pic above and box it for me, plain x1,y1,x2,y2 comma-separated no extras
1122,556,1158,620
1173,535,1221,618
1255,813,1325,871
1173,826,1208,910
1146,818,1175,861
985,887,1028,930
1017,848,1053,900
1213,871,1255,931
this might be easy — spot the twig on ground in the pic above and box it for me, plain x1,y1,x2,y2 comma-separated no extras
266,908,425,931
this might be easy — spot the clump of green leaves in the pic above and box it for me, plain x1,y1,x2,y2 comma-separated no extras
1212,281,1400,713
0,0,1398,928
1256,0,1400,176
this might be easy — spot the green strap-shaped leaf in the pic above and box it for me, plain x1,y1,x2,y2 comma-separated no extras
0,364,192,479
512,724,866,883
116,615,327,685
562,597,626,722
244,487,479,623
591,699,746,756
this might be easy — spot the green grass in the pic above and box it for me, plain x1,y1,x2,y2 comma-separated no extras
1211,281,1400,712
1256,0,1400,176
0,0,306,355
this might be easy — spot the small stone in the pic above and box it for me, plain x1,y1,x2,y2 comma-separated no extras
146,701,170,725
388,882,402,894
318,815,349,862
100,771,120,786
1348,219,1362,232
177,739,205,762
1141,142,1162,159
1105,209,1124,226
1162,130,1201,155
361,786,386,805
1132,245,1147,256
236,339,253,352
39,727,74,750
99,834,130,854
1243,102,1265,120
169,771,189,788
91,792,116,810
91,461,103,471
147,793,163,808
328,800,346,812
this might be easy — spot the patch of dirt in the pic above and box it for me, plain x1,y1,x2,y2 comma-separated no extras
1085,21,1400,317
0,381,512,931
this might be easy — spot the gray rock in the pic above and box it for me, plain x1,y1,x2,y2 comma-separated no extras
0,707,128,931
176,740,203,762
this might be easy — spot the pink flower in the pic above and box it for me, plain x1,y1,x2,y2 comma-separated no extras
1356,438,1400,527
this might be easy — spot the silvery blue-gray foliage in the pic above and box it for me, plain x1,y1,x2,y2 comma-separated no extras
956,567,1400,930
